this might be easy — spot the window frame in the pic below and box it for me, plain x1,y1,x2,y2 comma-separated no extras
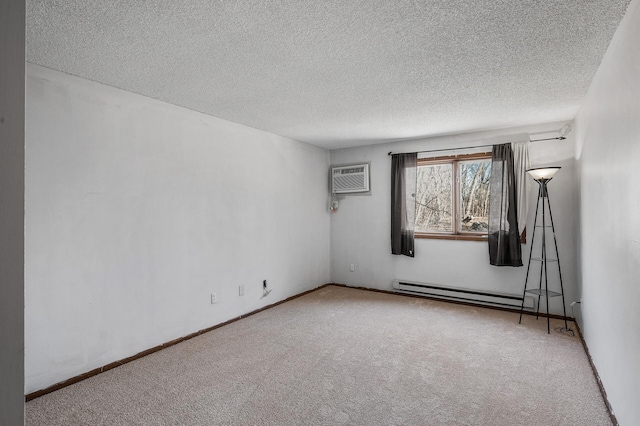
415,152,492,242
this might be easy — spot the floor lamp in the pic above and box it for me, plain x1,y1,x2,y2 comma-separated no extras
518,167,569,334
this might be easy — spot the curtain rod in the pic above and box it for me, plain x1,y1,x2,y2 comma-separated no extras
386,136,565,156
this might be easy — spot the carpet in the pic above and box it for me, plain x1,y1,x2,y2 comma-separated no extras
26,285,611,425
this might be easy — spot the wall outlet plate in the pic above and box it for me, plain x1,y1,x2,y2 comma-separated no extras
239,285,244,296
211,293,217,304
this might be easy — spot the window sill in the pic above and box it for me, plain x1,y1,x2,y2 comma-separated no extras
415,233,487,242
415,233,527,244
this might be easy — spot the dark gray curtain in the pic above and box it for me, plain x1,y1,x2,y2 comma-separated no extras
391,153,417,257
488,144,522,266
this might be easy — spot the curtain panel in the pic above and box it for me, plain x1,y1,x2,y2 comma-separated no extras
488,144,522,266
391,153,417,257
512,141,531,237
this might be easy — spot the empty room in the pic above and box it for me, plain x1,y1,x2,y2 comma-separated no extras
1,0,639,425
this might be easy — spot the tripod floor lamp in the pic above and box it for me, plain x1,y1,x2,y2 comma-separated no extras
518,167,569,334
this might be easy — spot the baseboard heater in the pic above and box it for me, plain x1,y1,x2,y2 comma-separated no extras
392,280,534,310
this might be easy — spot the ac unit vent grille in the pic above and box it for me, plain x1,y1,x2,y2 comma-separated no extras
334,174,365,192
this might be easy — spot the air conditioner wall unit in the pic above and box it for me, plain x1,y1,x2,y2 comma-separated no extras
331,163,370,194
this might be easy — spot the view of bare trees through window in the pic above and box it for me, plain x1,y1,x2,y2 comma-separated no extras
459,160,491,232
415,163,453,232
415,157,491,234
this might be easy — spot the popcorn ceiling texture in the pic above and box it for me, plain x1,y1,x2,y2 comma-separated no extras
26,0,630,149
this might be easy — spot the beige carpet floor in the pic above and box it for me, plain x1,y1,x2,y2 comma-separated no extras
26,285,611,425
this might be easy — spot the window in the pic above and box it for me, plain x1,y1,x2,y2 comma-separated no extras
415,152,491,241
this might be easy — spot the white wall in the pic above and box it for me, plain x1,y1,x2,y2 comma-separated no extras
574,0,640,423
25,64,331,394
330,122,579,316
0,1,25,424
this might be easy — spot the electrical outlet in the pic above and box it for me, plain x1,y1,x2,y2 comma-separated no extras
239,285,244,296
210,293,217,304
349,264,355,272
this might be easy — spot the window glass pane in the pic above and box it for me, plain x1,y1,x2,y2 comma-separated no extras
459,159,491,233
415,163,452,232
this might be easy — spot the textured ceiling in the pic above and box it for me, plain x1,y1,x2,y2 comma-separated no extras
26,0,630,149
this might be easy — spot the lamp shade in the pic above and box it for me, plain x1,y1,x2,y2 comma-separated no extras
527,167,561,181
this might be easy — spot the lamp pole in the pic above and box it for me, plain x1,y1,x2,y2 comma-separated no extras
518,168,569,334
